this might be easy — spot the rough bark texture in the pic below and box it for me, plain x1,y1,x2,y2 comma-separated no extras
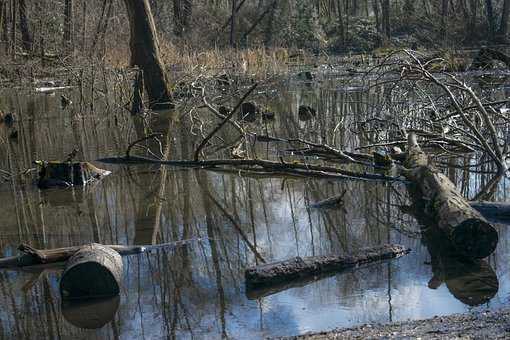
123,0,172,109
60,243,123,299
404,133,498,259
245,244,410,287
18,0,32,51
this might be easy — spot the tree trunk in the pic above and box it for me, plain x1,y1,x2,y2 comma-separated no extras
381,0,390,40
440,0,449,41
245,244,410,287
173,0,192,37
63,0,73,51
497,0,510,41
123,0,172,109
403,133,498,259
59,244,123,299
485,0,495,41
18,0,31,51
230,0,236,47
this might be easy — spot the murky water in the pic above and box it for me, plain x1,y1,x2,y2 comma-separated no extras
0,72,510,339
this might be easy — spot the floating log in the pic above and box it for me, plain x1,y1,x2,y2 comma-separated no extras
60,243,122,299
245,244,410,288
60,244,123,299
403,133,498,259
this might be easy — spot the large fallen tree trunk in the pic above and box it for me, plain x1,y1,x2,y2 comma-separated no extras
60,243,123,299
245,244,410,288
403,133,498,259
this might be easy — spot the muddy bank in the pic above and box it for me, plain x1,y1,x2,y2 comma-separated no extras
282,309,510,339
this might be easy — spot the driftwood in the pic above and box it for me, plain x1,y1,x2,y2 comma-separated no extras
0,238,204,269
403,133,498,259
245,244,410,288
60,244,123,299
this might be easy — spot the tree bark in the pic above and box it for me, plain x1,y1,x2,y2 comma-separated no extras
381,0,390,40
63,0,73,51
59,244,123,299
245,244,410,287
18,0,31,51
403,133,498,259
123,0,172,109
485,0,495,41
497,0,510,41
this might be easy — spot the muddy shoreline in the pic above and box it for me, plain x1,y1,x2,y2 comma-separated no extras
282,309,510,339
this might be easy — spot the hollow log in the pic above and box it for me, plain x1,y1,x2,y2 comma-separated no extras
245,244,410,288
403,133,498,259
60,243,123,299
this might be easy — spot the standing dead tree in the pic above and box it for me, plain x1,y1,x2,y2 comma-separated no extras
123,0,172,109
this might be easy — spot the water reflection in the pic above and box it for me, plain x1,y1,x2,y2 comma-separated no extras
0,73,509,338
423,229,499,306
62,296,120,329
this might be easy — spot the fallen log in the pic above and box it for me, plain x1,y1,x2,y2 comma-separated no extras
0,238,204,269
403,133,498,259
60,244,123,299
245,244,410,288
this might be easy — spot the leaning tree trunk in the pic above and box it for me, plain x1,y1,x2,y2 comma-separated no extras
403,133,498,259
60,243,123,299
123,0,172,109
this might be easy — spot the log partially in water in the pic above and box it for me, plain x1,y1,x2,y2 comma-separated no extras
60,244,123,299
245,244,410,287
0,238,204,269
403,133,498,259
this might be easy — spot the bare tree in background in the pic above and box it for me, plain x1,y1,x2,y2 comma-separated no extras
498,0,510,41
18,0,32,51
123,0,172,109
173,0,192,37
63,0,73,51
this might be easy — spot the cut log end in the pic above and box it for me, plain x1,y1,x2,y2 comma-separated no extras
451,218,499,259
60,244,123,300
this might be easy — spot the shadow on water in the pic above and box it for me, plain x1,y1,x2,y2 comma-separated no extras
0,72,509,338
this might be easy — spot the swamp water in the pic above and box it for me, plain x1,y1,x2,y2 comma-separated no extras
0,72,510,339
